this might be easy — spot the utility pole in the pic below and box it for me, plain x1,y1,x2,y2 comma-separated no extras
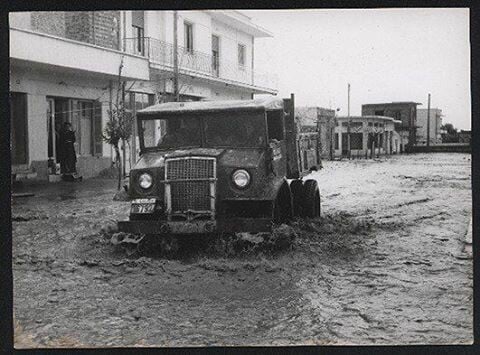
347,83,351,159
426,93,431,149
347,83,350,117
173,11,179,102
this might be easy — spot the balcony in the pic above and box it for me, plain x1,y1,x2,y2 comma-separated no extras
10,27,150,81
124,37,278,94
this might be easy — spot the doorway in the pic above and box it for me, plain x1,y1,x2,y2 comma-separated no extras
47,98,70,174
10,92,28,166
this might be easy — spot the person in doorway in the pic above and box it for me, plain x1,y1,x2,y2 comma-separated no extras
60,122,77,179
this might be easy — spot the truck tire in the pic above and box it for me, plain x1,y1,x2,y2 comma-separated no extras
303,179,321,218
290,179,304,217
273,182,293,224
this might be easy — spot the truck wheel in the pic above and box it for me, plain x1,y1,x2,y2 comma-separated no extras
273,182,293,224
290,179,305,217
303,179,321,218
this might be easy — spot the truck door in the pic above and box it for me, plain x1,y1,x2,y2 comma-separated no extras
283,95,300,179
266,109,287,177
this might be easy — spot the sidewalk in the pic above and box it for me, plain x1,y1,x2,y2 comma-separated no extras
11,178,119,201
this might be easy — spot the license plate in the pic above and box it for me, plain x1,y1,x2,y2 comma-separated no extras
131,198,156,214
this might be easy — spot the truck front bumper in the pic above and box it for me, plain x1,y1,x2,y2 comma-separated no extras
117,218,272,235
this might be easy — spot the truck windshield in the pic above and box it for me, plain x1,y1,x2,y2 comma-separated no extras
141,117,201,149
140,111,266,150
204,113,266,147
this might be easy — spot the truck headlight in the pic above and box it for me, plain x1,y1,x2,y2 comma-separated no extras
232,169,251,189
139,173,153,189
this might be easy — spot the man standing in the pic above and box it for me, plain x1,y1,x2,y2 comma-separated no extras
60,122,78,180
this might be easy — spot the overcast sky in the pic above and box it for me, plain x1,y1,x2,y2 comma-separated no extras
246,9,471,130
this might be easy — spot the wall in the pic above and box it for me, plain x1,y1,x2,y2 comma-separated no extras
417,108,442,144
11,11,121,50
295,107,318,129
65,11,121,49
31,11,66,37
9,12,32,30
211,18,254,84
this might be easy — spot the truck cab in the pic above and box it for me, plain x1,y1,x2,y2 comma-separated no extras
118,95,321,235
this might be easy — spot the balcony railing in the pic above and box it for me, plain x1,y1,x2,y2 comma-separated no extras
123,37,277,91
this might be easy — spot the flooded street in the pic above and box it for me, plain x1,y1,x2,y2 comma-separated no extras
12,153,472,347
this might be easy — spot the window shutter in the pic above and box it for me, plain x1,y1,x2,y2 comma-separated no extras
94,101,103,156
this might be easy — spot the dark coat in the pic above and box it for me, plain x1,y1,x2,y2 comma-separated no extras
60,129,77,173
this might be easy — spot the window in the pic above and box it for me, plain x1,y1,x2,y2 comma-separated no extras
126,92,155,158
375,110,384,116
132,11,145,55
205,113,266,147
350,133,363,150
79,101,93,156
334,133,339,149
212,35,220,76
238,43,246,68
184,22,193,52
70,100,103,157
148,117,201,149
133,26,144,55
266,111,285,141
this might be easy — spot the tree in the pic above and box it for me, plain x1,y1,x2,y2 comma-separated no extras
441,123,459,143
102,56,135,190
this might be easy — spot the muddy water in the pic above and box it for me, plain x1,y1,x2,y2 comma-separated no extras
12,153,472,347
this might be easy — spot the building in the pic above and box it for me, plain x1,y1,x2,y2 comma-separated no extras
416,108,443,145
296,107,336,159
9,10,277,181
334,116,401,158
361,102,421,153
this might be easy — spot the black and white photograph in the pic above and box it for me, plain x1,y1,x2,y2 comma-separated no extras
7,4,474,349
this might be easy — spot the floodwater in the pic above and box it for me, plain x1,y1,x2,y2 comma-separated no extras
12,153,472,347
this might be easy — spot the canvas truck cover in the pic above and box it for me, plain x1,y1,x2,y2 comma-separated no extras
137,97,285,116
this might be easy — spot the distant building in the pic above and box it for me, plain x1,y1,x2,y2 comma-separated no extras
362,102,421,152
416,108,443,145
334,116,401,158
295,107,336,159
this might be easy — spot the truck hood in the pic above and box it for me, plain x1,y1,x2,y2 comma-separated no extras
133,148,265,170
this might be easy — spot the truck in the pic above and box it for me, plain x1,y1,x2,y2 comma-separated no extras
118,94,321,235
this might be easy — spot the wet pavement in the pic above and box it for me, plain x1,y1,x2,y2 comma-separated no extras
12,153,472,347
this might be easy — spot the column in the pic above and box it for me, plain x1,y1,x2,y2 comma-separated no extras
363,121,369,159
337,127,342,158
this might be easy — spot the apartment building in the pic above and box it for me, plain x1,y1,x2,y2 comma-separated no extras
416,108,443,145
9,10,277,181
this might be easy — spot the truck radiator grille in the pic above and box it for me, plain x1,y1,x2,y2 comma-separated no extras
166,158,215,180
165,157,216,215
170,181,211,211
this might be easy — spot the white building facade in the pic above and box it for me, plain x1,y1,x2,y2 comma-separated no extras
9,10,277,181
334,116,401,158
